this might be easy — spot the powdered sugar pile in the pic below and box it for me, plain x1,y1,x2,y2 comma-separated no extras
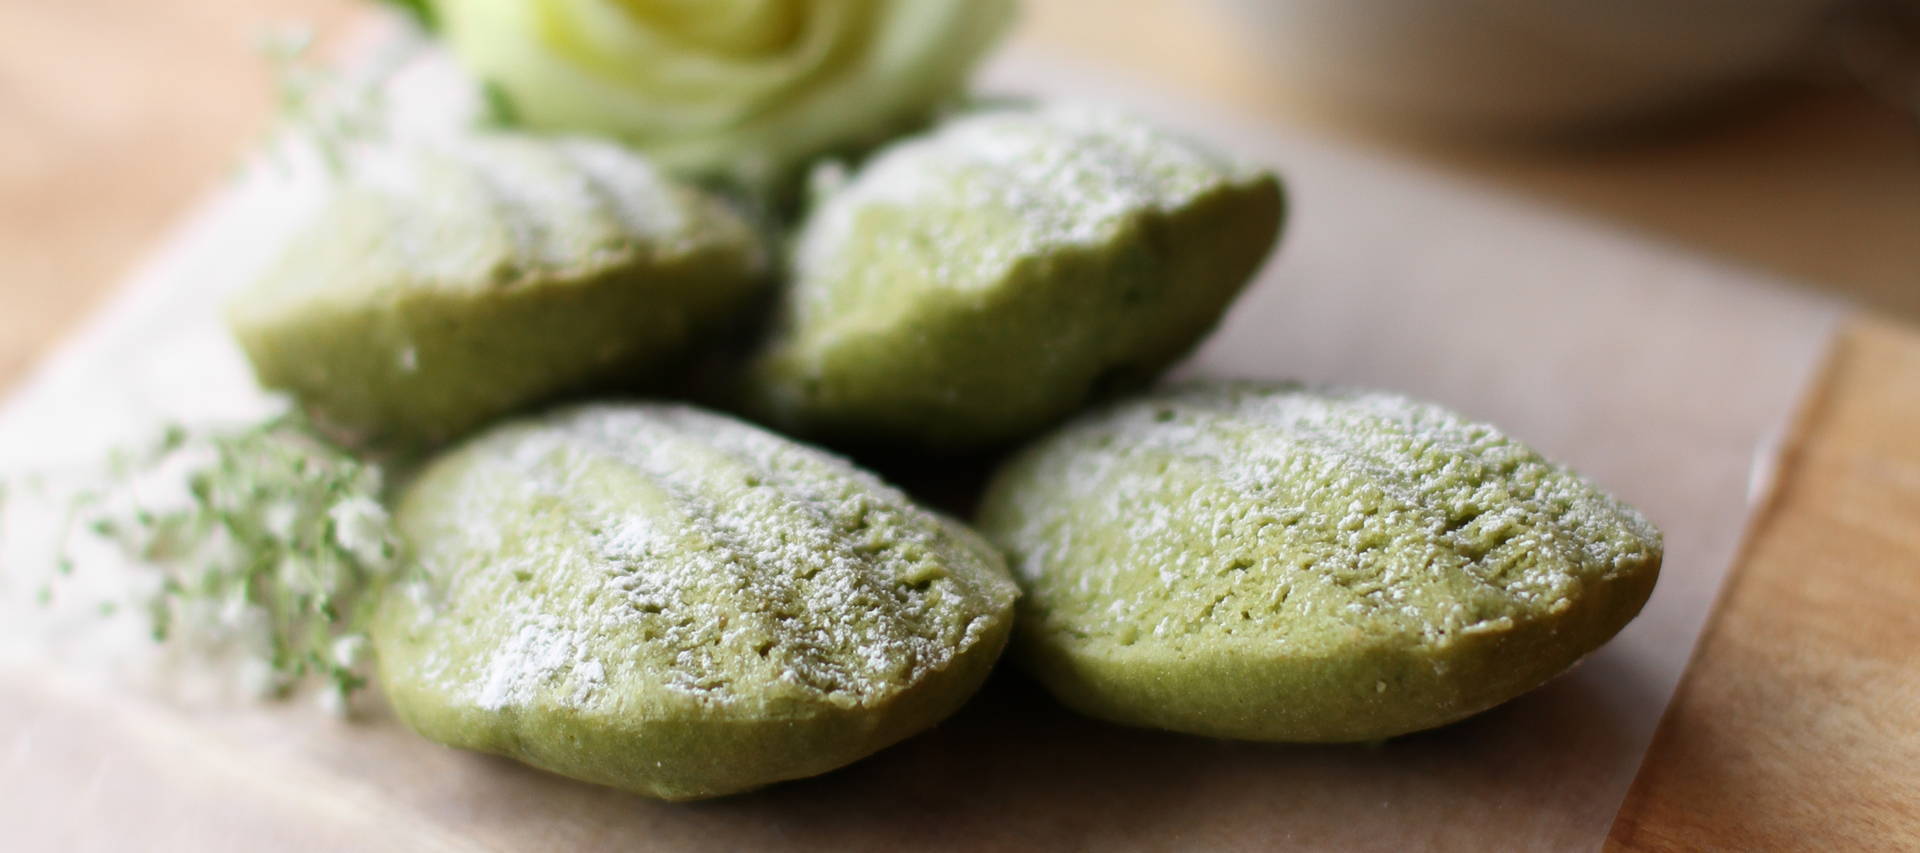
472,615,597,711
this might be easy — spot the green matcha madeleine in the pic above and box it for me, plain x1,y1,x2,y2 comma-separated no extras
975,381,1662,742
743,104,1286,449
372,403,1019,800
228,134,767,446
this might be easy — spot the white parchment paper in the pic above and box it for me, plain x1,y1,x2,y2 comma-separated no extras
0,48,1842,852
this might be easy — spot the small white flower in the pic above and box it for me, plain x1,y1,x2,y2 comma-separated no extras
331,634,368,669
328,496,395,571
261,499,301,541
317,684,349,717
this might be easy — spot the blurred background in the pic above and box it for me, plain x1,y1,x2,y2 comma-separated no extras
2,0,1916,390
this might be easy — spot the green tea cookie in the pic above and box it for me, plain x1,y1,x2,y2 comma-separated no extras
975,381,1662,742
228,134,767,446
373,403,1019,800
743,104,1286,449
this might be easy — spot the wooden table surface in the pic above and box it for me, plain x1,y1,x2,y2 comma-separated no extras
3,2,1917,849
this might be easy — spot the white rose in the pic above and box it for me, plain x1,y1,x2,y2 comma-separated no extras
430,0,1015,187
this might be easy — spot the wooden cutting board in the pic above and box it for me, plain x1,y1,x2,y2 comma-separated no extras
4,7,1919,851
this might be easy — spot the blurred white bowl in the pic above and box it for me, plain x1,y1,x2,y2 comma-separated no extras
1216,0,1845,135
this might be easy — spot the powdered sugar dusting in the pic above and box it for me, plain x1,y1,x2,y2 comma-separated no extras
791,103,1265,316
255,132,752,305
393,403,1016,713
982,382,1662,650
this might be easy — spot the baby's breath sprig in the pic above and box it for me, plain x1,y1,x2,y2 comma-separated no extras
29,413,408,706
257,22,425,179
260,27,380,177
